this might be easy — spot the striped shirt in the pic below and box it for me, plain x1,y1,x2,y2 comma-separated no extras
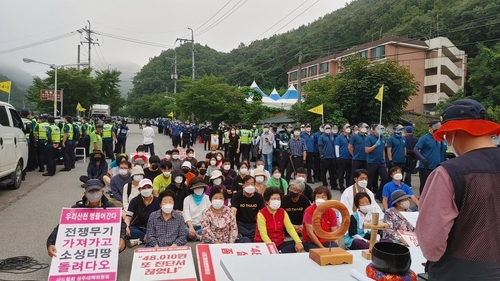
146,210,187,247
289,137,307,157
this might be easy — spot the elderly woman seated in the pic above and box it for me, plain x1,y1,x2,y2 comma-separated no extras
383,190,416,247
281,180,311,235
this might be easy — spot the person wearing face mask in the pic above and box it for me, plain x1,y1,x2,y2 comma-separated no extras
415,99,500,281
183,178,211,241
258,124,275,174
132,145,148,164
335,124,353,192
255,188,304,253
253,167,268,196
47,179,127,257
142,120,155,156
185,148,198,168
382,190,415,247
250,159,271,179
221,158,237,189
165,171,188,212
196,161,210,184
279,124,294,180
312,124,325,183
109,160,132,207
403,126,418,187
382,166,419,211
349,123,369,185
182,124,192,149
341,169,383,215
231,175,265,241
153,162,173,197
226,126,241,170
231,162,250,194
181,161,196,186
207,156,220,178
238,125,253,164
143,155,162,182
413,121,448,195
215,152,224,167
170,122,182,148
122,166,145,212
281,180,310,234
318,124,339,190
344,192,391,250
161,150,172,164
201,187,251,244
205,170,230,205
286,127,307,182
169,149,182,171
302,186,338,251
300,123,316,183
146,189,187,247
125,179,160,247
79,150,108,188
294,168,314,202
266,166,289,193
387,124,407,171
365,124,390,200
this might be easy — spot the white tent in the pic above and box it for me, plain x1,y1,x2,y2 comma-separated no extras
268,88,281,101
249,81,268,98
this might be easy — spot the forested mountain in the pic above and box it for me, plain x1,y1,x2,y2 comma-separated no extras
128,0,500,102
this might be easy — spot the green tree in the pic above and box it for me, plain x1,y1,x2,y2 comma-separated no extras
0,74,32,110
94,69,125,113
468,43,500,107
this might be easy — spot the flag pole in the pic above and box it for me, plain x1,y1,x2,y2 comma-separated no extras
322,112,324,124
378,85,384,140
7,92,10,104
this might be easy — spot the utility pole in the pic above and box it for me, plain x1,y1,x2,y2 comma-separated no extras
172,40,179,94
297,53,303,107
79,20,98,68
77,45,81,70
188,27,195,80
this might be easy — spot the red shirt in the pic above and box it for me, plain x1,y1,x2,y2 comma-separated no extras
302,204,338,245
254,207,286,247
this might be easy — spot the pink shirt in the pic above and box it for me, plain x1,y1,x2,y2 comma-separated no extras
416,166,459,262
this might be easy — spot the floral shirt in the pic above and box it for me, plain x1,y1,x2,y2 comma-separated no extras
201,205,238,244
383,207,415,241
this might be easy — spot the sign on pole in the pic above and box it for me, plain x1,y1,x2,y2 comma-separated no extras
47,207,122,281
210,134,219,150
196,243,278,281
129,246,197,281
40,89,62,101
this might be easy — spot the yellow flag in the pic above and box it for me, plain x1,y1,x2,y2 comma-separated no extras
167,112,174,118
308,104,323,115
0,81,11,94
76,103,86,112
375,85,384,102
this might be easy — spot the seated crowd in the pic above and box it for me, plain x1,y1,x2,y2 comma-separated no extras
48,148,418,256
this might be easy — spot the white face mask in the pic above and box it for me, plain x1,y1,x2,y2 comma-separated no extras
315,198,325,206
210,160,216,166
165,155,171,160
294,131,300,136
359,205,371,214
223,165,231,171
138,152,144,157
240,168,248,175
325,129,331,134
163,171,171,177
172,154,180,160
86,191,103,203
300,128,305,132
255,176,265,183
273,173,281,179
257,164,264,169
264,128,269,133
332,129,339,134
305,127,311,132
216,156,222,161
393,173,403,181
140,188,153,197
193,188,204,196
174,176,183,184
360,127,368,133
269,200,281,210
345,128,351,134
211,199,224,210
162,204,174,214
188,153,194,158
119,169,128,176
319,127,324,132
213,178,222,186
296,177,306,183
447,134,459,157
133,175,144,182
357,180,368,188
399,200,410,210
244,185,255,194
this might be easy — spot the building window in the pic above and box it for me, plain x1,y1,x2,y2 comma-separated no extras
320,62,329,74
309,65,318,76
371,46,385,60
360,50,368,58
301,68,307,78
290,71,297,81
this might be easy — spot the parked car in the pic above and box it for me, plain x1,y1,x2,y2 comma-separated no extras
0,102,29,189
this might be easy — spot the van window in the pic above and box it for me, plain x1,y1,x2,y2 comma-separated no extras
9,108,24,131
0,106,10,126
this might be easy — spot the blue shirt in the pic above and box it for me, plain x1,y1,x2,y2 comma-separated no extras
171,125,181,136
313,131,323,153
365,134,386,164
349,134,367,161
415,133,447,169
382,180,414,208
318,133,336,158
300,132,315,153
387,134,406,163
335,134,352,160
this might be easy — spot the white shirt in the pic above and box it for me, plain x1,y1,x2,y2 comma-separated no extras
122,181,140,211
340,184,383,216
142,126,155,145
183,195,211,226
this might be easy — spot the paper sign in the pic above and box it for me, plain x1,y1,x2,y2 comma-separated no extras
178,148,187,160
196,243,278,281
129,246,197,281
48,208,122,281
400,211,419,228
398,230,419,248
210,134,219,149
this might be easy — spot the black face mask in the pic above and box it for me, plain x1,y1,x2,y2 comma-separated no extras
199,169,207,175
182,168,190,173
151,164,158,169
94,157,102,162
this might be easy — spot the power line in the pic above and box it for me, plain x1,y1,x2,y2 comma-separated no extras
194,0,234,32
195,0,248,37
0,32,76,55
94,31,173,48
0,22,85,45
270,0,320,36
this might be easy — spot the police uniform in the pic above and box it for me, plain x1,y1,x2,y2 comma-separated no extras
44,119,61,176
102,121,115,160
35,118,50,172
21,115,34,179
239,128,252,162
62,120,76,171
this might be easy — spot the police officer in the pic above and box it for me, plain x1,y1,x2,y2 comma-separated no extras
102,118,115,160
318,124,338,190
348,123,369,185
387,124,407,170
116,119,129,153
44,116,61,176
21,110,35,179
191,123,198,145
170,121,181,147
35,114,50,173
182,124,192,149
61,116,76,172
301,123,315,183
80,117,91,157
239,125,252,162
365,124,390,199
335,124,352,192
313,124,324,183
279,124,294,177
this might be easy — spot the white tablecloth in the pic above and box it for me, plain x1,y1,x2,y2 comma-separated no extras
220,247,426,281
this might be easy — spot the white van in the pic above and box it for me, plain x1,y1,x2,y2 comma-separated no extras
0,102,28,189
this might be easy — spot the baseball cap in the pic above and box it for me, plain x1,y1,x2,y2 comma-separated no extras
85,179,104,192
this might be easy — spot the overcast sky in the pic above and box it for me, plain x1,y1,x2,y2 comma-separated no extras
0,0,344,82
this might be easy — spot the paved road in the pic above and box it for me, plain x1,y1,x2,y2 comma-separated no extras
0,124,421,281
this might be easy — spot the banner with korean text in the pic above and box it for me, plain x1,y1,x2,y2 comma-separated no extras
196,243,278,281
129,247,197,281
48,208,122,281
